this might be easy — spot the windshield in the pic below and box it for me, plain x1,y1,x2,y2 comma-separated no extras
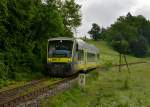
48,40,73,57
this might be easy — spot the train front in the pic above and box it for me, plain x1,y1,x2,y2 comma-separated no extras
46,38,74,77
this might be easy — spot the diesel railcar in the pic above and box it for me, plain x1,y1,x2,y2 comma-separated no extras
46,37,100,76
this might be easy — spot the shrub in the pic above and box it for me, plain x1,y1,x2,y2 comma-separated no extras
0,62,9,80
130,36,149,57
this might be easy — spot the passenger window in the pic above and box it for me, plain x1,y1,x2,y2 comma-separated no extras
78,50,84,61
87,53,95,62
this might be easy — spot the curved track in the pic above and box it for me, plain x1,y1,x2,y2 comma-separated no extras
0,75,78,107
0,79,45,98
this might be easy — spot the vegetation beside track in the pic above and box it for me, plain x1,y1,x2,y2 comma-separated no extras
41,40,150,107
41,63,150,107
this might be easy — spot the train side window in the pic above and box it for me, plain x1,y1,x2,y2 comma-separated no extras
78,50,84,61
87,53,95,62
98,54,99,59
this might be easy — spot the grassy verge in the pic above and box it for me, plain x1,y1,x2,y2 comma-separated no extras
41,63,150,107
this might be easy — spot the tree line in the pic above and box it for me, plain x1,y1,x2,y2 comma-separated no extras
0,0,81,81
88,13,150,57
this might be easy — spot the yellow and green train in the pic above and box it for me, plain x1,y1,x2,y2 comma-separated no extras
46,37,100,76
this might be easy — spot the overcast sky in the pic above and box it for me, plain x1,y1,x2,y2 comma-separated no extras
75,0,150,38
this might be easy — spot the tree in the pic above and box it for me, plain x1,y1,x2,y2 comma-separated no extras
0,0,82,81
60,0,81,37
100,27,106,40
88,23,101,40
130,36,149,57
0,0,8,51
104,12,150,57
30,0,64,41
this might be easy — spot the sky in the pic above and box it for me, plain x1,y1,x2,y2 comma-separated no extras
75,0,150,38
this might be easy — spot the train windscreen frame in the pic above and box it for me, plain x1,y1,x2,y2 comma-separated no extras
48,40,73,58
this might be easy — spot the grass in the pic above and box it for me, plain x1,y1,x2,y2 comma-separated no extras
41,40,150,107
41,63,150,107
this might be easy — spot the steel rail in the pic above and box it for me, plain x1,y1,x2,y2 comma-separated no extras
0,74,78,107
0,79,46,96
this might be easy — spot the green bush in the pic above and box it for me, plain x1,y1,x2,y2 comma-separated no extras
0,62,9,80
130,36,149,57
111,40,130,54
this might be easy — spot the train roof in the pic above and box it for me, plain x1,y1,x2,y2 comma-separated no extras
48,37,74,41
48,37,99,54
76,39,99,54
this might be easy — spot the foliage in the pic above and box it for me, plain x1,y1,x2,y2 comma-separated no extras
0,0,81,82
0,62,9,80
55,0,81,37
104,12,150,57
88,23,102,40
130,36,149,57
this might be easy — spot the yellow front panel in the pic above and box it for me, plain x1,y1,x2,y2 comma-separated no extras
48,58,72,63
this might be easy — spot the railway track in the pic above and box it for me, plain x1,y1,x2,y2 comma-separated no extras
0,74,78,107
0,61,148,107
0,79,45,98
0,79,48,107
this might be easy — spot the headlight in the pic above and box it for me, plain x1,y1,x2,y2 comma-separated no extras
68,58,72,62
48,58,51,62
68,58,71,62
